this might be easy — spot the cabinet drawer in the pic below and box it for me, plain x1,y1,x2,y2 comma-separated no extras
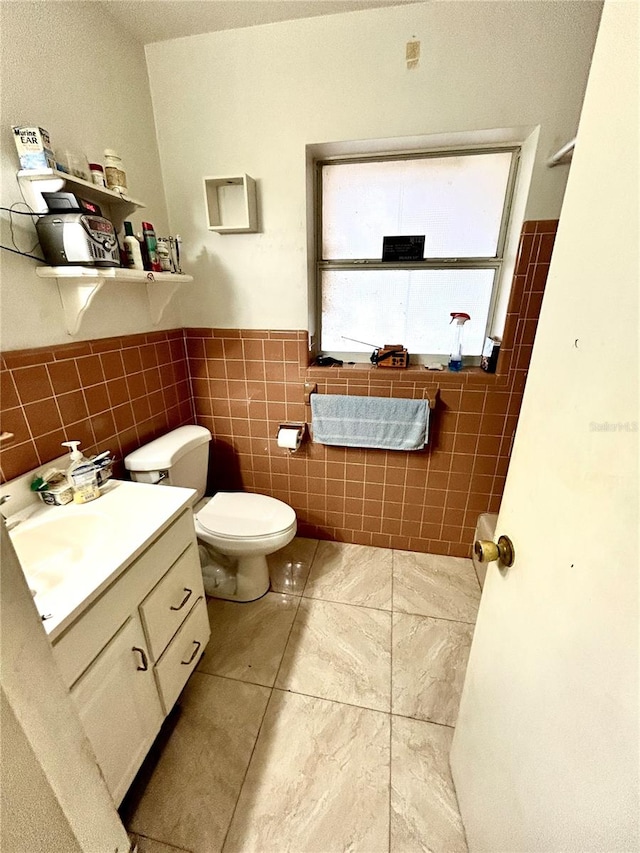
140,542,204,660
154,597,210,714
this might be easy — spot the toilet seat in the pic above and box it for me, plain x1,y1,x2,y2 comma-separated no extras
195,491,296,540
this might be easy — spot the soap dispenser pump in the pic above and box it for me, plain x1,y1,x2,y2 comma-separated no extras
62,441,100,504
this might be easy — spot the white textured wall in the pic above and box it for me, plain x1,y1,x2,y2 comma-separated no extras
146,1,602,331
0,1,174,350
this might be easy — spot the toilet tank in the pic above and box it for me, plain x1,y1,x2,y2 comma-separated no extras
124,425,212,501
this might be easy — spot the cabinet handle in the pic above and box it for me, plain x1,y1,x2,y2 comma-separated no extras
181,640,201,666
170,587,193,611
132,646,148,671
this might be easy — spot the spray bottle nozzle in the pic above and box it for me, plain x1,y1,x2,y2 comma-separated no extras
450,312,471,324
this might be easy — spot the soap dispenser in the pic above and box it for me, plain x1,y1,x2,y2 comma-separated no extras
62,441,100,504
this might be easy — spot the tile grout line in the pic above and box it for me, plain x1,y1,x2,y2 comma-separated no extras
300,589,393,614
219,684,276,853
270,685,390,718
207,557,311,853
270,581,305,691
394,608,479,627
218,566,308,853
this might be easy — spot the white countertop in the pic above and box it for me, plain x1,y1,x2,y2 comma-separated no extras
8,480,196,641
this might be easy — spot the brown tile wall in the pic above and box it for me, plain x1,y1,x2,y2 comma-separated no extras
0,330,194,482
188,220,557,558
0,220,556,558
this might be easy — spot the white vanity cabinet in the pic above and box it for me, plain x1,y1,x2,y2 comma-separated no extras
53,507,210,805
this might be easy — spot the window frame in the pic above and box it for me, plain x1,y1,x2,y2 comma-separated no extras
314,145,521,363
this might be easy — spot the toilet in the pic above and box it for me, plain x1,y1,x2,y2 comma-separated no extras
124,425,297,602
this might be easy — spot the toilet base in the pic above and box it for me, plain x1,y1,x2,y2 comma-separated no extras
199,548,271,602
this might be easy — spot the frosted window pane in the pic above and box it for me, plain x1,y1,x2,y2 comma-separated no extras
322,153,512,259
321,269,495,356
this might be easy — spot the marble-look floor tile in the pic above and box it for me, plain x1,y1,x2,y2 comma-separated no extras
392,613,473,726
391,717,467,853
130,833,191,853
393,551,481,623
268,537,319,595
304,540,393,609
197,592,299,686
223,690,390,853
276,598,391,711
125,673,269,853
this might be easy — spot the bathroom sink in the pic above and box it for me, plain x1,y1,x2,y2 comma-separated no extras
10,510,113,598
3,479,196,638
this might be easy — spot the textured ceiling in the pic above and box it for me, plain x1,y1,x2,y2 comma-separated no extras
99,0,421,45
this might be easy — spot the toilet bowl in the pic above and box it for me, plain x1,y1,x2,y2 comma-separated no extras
195,492,296,601
124,425,297,602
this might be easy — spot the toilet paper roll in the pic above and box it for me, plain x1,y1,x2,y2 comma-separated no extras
277,426,302,451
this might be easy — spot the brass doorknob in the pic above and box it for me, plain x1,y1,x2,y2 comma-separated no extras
474,535,515,567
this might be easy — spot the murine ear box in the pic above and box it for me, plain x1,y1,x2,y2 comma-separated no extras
12,125,56,170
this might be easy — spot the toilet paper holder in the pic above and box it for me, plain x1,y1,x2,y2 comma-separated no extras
276,423,306,452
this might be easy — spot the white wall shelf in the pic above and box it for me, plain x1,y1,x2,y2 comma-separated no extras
35,267,193,334
18,168,145,231
203,174,258,233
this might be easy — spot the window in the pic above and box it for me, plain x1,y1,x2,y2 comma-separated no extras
316,148,519,362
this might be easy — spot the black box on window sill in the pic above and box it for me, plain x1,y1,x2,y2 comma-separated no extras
481,337,501,373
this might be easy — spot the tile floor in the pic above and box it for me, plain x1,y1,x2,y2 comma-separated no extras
122,539,481,853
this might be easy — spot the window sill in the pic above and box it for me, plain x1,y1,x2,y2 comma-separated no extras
303,362,507,387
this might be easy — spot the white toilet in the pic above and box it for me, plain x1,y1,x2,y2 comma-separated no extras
124,425,297,602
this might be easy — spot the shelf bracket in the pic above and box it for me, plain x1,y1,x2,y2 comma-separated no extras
56,279,105,336
36,266,192,333
145,275,182,325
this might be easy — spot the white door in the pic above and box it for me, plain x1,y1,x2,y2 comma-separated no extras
450,3,639,851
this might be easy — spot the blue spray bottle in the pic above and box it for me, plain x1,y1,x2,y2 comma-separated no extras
448,312,471,371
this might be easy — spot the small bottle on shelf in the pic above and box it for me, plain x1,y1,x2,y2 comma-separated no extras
104,149,127,193
89,162,106,187
136,231,151,270
123,221,144,270
142,221,163,272
156,238,174,272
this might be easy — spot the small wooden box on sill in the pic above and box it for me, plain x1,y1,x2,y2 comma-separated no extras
203,174,258,233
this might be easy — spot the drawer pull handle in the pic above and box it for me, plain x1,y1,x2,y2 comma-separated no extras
132,646,149,671
170,587,193,611
181,640,201,666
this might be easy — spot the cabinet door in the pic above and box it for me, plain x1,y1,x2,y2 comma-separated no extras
70,616,163,805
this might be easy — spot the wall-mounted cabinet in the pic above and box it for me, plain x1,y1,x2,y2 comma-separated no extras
203,174,258,233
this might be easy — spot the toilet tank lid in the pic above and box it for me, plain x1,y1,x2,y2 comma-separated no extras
124,425,211,472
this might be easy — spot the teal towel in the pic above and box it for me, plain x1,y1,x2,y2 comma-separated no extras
310,394,429,451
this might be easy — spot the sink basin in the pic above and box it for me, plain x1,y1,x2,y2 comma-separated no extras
10,510,113,598
2,479,196,638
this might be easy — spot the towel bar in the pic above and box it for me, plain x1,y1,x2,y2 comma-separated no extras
303,383,438,409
